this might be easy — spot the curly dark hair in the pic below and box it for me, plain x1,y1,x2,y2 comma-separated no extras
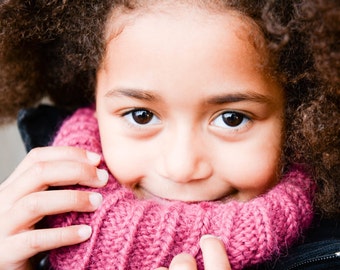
0,0,339,217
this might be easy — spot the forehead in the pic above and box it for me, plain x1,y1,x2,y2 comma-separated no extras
102,2,268,65
96,4,281,103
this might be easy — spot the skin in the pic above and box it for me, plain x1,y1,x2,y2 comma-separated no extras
0,147,108,270
0,4,284,270
156,236,231,270
96,6,284,202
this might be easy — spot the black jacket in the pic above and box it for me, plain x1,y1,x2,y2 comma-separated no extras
18,105,340,270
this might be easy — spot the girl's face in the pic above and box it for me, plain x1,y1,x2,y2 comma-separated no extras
95,5,284,202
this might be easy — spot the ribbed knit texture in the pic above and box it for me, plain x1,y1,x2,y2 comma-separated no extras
48,107,314,270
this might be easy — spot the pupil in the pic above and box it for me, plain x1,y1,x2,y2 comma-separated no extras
132,110,153,124
223,112,243,127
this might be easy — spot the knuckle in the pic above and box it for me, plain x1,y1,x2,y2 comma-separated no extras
30,161,46,178
58,146,76,157
60,146,86,161
72,163,92,181
58,228,70,244
22,227,72,252
68,191,86,207
23,195,41,215
27,147,44,162
68,146,86,156
73,163,87,177
25,231,43,251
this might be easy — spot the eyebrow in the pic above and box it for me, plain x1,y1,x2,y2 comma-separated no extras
206,92,273,105
105,88,161,102
105,88,273,105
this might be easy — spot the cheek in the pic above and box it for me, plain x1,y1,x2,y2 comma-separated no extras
100,136,150,186
228,152,278,187
225,153,279,201
220,134,282,195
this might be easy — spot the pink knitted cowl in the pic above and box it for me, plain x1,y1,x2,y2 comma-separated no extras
48,107,314,270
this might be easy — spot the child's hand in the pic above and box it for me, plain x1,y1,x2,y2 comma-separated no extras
0,146,108,270
157,235,231,270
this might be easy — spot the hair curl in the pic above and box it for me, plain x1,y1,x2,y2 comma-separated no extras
0,0,339,216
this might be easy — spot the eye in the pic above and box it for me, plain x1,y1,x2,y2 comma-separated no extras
211,111,250,130
123,109,160,126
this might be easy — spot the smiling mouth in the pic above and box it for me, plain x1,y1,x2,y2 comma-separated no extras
134,187,173,203
132,185,238,203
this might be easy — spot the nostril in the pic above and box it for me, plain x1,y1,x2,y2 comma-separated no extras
160,133,212,183
162,160,213,183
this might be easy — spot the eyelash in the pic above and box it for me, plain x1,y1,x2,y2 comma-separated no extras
210,111,251,132
122,108,160,127
122,108,252,133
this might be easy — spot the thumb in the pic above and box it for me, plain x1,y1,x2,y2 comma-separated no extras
200,235,231,270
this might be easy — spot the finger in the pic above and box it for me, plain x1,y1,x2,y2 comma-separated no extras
0,146,101,190
200,235,231,270
3,190,102,235
1,159,108,204
169,253,197,270
0,225,92,264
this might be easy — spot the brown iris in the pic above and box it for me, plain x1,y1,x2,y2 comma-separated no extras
132,110,154,125
222,112,244,127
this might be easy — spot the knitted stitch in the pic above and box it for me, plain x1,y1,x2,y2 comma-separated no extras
48,107,314,270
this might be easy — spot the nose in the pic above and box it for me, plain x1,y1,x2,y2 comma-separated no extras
160,127,212,183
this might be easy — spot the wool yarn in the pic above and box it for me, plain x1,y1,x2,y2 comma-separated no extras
48,107,314,270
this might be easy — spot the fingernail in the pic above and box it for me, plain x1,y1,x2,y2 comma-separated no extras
96,168,109,183
89,193,103,208
86,151,101,164
78,225,92,239
200,234,224,247
201,234,219,240
200,234,221,243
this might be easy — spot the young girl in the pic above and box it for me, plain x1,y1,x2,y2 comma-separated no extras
0,0,339,269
